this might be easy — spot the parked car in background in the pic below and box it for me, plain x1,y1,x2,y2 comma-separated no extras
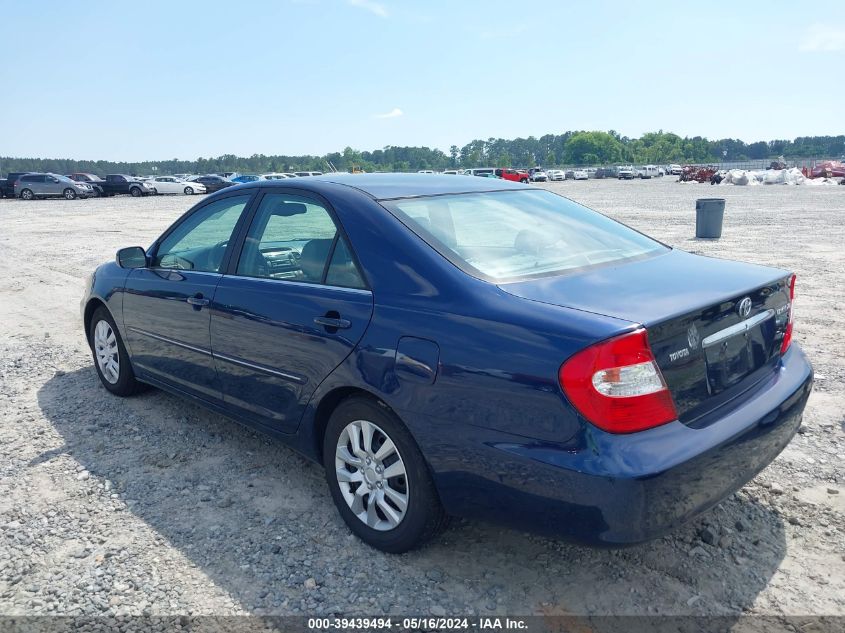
417,170,435,174
100,174,156,197
232,175,265,183
442,170,460,175
637,165,660,179
617,165,636,179
530,168,548,182
294,171,323,177
194,175,236,193
547,169,566,181
261,173,291,180
149,176,207,195
494,168,530,183
67,173,107,197
468,168,496,177
82,173,811,553
669,164,683,175
594,166,617,179
572,169,589,180
1,172,31,198
15,173,94,200
585,167,597,178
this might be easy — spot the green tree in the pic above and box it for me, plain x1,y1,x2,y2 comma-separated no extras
563,131,624,165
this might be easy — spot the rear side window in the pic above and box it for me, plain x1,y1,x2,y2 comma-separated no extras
384,190,667,282
236,193,366,288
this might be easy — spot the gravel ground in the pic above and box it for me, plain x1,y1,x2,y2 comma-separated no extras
0,179,843,623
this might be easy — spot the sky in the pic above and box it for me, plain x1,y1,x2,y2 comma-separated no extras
1,0,842,161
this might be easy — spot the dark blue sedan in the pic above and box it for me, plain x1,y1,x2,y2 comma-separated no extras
81,174,813,552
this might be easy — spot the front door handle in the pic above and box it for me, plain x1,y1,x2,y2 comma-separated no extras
186,295,210,307
314,316,351,330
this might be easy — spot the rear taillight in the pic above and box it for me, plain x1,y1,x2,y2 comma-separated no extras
780,274,796,355
559,328,677,433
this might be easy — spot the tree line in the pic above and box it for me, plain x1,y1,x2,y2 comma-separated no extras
3,132,843,176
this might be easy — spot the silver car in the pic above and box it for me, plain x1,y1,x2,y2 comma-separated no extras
15,173,94,200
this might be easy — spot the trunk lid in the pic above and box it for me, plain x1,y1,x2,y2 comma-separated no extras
500,250,793,424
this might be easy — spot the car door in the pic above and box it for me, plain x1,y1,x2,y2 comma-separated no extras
155,177,175,194
210,190,374,432
122,192,255,401
43,174,62,196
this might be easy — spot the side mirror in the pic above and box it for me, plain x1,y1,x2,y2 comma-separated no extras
116,246,148,269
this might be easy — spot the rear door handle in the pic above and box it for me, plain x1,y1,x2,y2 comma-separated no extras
314,316,351,329
186,295,210,307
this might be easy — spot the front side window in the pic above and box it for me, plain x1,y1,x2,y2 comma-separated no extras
153,194,251,272
384,190,667,282
236,193,366,288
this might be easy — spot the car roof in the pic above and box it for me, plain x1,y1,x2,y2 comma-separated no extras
308,173,529,200
219,173,533,202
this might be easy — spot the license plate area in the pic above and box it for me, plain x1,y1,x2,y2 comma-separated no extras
703,310,775,394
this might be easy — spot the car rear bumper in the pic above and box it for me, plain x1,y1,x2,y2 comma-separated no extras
429,344,812,545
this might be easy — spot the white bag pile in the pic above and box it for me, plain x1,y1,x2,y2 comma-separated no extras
719,168,839,186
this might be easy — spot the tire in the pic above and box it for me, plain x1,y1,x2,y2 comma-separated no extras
323,396,448,553
20,189,34,200
129,186,142,197
92,188,101,198
63,188,77,200
520,178,529,184
184,186,194,195
88,307,146,397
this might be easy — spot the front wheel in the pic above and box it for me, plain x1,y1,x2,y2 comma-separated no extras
20,189,34,200
129,186,142,197
184,186,194,195
88,307,146,396
520,178,529,184
324,397,448,553
63,188,77,200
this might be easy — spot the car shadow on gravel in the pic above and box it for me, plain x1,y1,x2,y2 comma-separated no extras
36,367,788,616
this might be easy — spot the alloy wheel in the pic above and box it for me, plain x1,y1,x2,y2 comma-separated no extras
335,419,409,531
93,319,120,384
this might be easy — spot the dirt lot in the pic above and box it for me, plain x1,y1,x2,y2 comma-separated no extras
0,178,843,623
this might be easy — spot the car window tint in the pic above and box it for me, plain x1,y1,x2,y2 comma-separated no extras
325,236,366,289
236,193,339,283
153,195,250,272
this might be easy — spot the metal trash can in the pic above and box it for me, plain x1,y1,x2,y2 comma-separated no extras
695,198,725,238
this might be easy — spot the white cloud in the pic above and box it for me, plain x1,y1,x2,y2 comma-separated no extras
348,0,387,18
374,107,403,119
799,24,845,52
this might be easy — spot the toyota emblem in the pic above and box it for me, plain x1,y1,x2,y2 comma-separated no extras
737,297,752,319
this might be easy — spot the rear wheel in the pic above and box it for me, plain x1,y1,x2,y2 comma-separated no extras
88,307,145,396
20,189,34,200
129,186,142,197
520,178,529,184
323,397,448,553
184,186,194,195
63,188,77,200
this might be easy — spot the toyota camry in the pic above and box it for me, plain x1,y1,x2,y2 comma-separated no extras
81,174,813,553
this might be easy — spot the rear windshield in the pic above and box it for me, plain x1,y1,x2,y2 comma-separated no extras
383,190,667,282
